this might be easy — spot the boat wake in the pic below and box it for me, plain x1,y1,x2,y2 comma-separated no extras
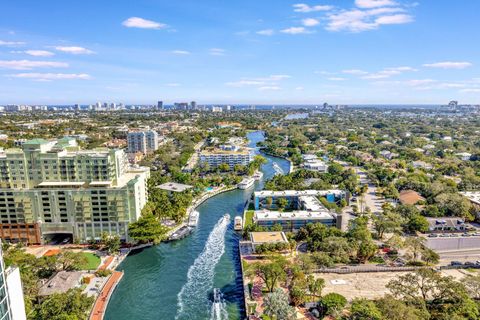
210,288,229,320
176,215,230,319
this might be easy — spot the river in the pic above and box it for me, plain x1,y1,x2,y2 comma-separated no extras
105,131,290,320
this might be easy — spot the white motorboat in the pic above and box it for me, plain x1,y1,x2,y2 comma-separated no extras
253,170,264,181
238,177,255,189
188,210,199,227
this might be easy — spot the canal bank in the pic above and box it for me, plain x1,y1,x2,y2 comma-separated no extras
104,131,290,320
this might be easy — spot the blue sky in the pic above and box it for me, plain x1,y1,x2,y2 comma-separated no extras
0,0,479,105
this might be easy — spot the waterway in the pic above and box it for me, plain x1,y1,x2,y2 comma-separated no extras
105,131,290,320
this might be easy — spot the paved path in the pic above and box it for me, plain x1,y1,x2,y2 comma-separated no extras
90,271,124,320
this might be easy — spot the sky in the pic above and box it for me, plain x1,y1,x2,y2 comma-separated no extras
0,0,479,105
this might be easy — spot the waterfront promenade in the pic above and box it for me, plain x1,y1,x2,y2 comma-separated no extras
90,271,124,320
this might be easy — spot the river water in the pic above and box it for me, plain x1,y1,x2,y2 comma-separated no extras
105,131,290,320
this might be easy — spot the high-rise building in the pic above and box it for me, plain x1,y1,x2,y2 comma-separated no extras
0,138,150,243
190,101,197,110
157,101,163,110
0,246,27,320
174,102,188,110
127,130,159,154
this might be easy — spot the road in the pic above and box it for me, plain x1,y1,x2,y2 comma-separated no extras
356,168,384,215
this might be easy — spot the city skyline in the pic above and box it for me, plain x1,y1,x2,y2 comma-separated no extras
0,0,479,104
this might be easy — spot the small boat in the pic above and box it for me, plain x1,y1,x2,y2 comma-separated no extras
272,162,284,175
253,170,263,181
168,225,193,241
234,216,243,231
188,210,199,227
238,177,255,189
223,213,230,221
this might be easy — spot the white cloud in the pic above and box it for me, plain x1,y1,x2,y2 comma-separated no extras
55,46,95,55
405,79,437,86
281,27,311,34
342,69,368,75
460,88,480,93
362,66,416,79
172,50,190,55
122,17,167,30
326,7,413,32
226,75,290,88
166,83,180,87
256,29,275,36
302,18,320,27
355,0,397,9
0,60,68,70
327,77,346,81
423,61,472,69
23,50,55,57
0,40,25,46
293,3,333,13
375,14,413,25
295,86,304,90
9,73,90,80
209,48,226,56
258,86,281,91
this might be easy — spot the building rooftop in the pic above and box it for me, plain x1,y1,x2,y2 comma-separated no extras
461,191,480,205
399,190,425,205
156,182,193,192
254,209,335,221
250,231,288,244
255,189,344,198
38,271,83,296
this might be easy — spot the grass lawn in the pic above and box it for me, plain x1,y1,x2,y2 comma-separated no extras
79,252,101,270
245,210,254,228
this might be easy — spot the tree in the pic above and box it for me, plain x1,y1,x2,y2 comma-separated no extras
263,288,296,320
373,211,403,239
101,232,120,255
57,251,88,271
420,248,439,265
36,288,94,320
266,197,273,209
218,163,231,172
404,237,426,262
306,275,325,302
251,260,287,293
348,298,382,320
405,214,429,233
128,214,169,244
357,239,378,264
277,198,289,212
320,293,347,317
290,286,307,307
375,295,426,320
387,268,479,319
295,254,314,273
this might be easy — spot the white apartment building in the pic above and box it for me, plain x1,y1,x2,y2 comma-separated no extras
127,130,159,154
199,147,253,169
0,247,26,320
0,138,149,243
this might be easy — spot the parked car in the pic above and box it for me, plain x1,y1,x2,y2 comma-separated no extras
464,261,476,266
428,234,438,238
451,261,463,266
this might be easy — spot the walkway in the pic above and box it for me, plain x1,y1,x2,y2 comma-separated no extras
90,271,124,320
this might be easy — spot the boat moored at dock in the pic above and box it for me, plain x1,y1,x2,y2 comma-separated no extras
168,225,193,241
237,177,255,189
188,210,199,227
234,216,243,231
253,170,263,181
